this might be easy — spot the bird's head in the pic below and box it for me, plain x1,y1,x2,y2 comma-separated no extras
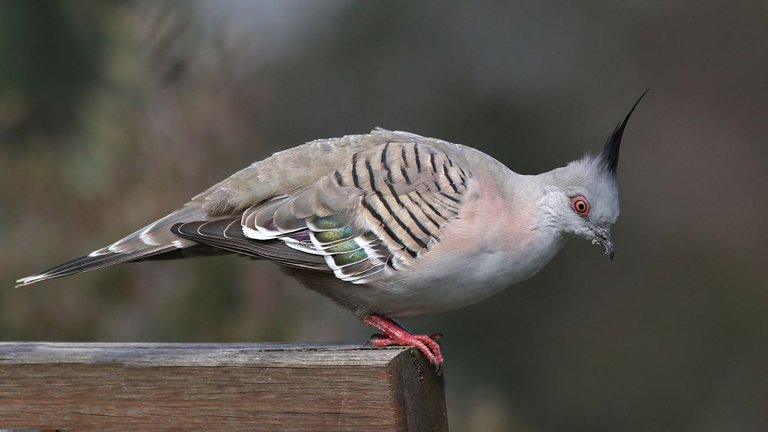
538,91,646,260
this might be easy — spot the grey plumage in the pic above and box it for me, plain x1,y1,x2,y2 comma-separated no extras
17,131,474,292
17,95,644,352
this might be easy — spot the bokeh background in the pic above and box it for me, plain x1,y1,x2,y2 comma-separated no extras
2,1,767,431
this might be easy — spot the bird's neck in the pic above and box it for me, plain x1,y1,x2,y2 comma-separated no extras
512,172,569,257
488,173,568,277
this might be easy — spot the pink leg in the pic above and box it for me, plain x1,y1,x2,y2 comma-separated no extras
363,314,444,369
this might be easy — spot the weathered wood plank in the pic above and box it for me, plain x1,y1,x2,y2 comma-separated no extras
0,342,447,431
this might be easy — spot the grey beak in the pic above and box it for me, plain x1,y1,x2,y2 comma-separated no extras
592,226,615,260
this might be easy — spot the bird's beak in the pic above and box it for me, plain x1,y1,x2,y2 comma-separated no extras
591,226,615,260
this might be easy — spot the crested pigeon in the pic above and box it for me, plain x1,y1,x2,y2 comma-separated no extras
17,93,645,369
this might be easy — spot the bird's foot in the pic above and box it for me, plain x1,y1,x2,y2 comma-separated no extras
363,314,444,371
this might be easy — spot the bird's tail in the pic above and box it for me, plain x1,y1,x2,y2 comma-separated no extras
15,247,174,287
15,203,216,287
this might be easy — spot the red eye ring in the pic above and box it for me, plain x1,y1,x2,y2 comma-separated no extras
571,196,590,216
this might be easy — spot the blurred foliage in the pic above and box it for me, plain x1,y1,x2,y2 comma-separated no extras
0,1,105,142
1,1,767,431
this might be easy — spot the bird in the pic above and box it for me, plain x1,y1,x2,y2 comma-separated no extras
17,93,646,370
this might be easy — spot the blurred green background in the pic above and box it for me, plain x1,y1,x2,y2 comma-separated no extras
1,1,767,431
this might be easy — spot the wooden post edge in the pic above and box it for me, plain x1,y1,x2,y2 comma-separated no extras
0,342,447,431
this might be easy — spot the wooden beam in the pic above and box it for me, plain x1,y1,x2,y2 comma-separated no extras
0,342,447,431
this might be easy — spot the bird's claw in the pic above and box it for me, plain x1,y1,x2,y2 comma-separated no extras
363,315,444,372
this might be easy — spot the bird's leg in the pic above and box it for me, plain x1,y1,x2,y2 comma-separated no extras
363,314,444,369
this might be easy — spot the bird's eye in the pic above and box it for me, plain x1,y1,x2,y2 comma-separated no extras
571,196,590,216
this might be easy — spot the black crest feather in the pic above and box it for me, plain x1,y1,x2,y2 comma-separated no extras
601,89,648,176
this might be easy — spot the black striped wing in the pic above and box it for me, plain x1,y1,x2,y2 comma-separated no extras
344,140,470,262
236,138,472,284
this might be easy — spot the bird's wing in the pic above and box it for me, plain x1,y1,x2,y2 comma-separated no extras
167,217,329,271
172,132,473,284
15,132,379,286
16,129,472,286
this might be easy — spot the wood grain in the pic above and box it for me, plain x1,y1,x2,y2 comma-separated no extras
0,342,447,431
